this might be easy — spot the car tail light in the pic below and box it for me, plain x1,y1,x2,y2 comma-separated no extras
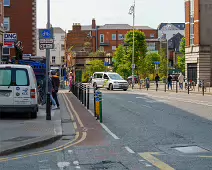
30,89,36,98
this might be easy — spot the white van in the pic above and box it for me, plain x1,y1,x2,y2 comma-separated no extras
0,64,38,118
92,72,129,91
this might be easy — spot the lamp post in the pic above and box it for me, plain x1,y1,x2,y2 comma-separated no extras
129,0,135,89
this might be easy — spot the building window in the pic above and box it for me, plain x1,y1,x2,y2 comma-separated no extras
52,56,55,64
100,34,104,43
4,17,10,31
150,34,155,38
4,0,10,6
112,46,116,51
61,35,65,40
99,46,104,51
118,34,124,40
112,34,116,40
61,44,65,51
147,42,156,51
2,47,9,55
61,56,65,63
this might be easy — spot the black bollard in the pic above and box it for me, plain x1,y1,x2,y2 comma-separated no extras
176,81,178,93
202,80,205,96
188,81,190,94
84,85,86,107
46,92,51,120
87,86,90,109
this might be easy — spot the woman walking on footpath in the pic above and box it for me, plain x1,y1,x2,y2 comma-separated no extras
69,72,73,92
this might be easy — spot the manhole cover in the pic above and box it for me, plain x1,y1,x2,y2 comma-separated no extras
3,136,37,142
173,145,209,154
61,119,73,123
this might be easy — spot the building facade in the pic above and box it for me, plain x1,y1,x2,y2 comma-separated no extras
66,19,159,55
185,0,212,84
37,27,66,70
4,0,36,60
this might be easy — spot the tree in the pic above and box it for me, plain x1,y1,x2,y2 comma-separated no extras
178,37,185,74
85,59,106,75
159,49,168,78
143,52,160,75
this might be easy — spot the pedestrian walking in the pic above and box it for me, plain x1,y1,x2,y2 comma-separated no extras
51,70,60,109
155,74,160,89
69,72,73,92
178,73,184,90
167,74,173,90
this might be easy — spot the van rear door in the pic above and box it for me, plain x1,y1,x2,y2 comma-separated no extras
0,67,14,105
14,68,31,105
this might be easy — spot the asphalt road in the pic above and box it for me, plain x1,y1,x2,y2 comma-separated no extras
89,89,212,170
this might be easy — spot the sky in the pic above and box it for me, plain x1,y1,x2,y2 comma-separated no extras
37,0,185,31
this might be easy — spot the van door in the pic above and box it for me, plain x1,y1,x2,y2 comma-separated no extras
94,73,104,87
0,68,14,105
14,68,31,105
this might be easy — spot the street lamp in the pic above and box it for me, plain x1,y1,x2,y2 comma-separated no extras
129,0,135,89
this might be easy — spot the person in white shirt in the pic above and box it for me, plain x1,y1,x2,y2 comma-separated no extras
178,73,184,90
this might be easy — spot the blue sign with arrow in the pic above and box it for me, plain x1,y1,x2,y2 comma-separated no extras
154,61,160,65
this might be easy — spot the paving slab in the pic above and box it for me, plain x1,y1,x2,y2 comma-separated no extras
0,105,62,156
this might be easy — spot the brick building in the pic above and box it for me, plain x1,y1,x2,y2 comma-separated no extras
185,0,212,84
66,19,158,55
4,0,37,60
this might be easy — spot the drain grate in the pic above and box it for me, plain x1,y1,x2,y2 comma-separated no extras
173,145,209,154
3,136,37,142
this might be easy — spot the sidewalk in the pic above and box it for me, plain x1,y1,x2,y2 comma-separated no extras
0,94,75,156
131,83,212,95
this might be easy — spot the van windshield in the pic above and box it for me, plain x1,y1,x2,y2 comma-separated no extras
0,69,11,86
108,74,123,80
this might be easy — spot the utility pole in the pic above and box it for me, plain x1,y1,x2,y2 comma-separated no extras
45,0,51,113
129,0,135,89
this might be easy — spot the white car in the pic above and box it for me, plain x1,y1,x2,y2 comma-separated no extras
0,64,38,118
91,72,128,91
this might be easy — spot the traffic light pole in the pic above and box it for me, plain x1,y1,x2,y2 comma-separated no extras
46,0,51,120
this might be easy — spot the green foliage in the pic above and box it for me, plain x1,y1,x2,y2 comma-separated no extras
143,52,160,75
113,31,147,79
178,37,185,74
89,50,105,57
158,49,168,77
85,59,106,75
82,72,90,83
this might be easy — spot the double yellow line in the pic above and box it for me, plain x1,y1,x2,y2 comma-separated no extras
0,92,86,163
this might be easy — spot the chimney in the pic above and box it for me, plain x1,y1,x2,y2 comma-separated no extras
72,23,81,31
92,18,96,29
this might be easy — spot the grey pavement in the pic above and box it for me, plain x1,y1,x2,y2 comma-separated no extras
0,101,63,155
88,90,212,169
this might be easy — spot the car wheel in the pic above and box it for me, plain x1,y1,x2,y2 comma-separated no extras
123,89,127,91
109,84,113,91
30,111,37,119
93,82,97,89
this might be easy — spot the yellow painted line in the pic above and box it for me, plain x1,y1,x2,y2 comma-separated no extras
73,122,77,129
63,93,84,128
139,152,175,170
0,92,87,163
62,93,75,121
198,155,212,158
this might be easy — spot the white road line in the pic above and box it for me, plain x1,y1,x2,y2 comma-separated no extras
125,146,135,153
141,104,152,108
87,109,120,140
101,123,120,139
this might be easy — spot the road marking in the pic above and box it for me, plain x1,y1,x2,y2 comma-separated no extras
57,162,70,169
139,152,175,170
61,94,74,121
0,93,86,163
73,122,77,129
125,146,135,153
73,161,79,165
101,123,120,139
141,104,152,108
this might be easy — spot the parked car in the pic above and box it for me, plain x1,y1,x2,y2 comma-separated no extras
127,75,138,84
0,64,38,118
91,72,129,91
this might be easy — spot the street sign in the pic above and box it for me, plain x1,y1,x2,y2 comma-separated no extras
154,61,160,65
3,33,17,48
39,28,54,50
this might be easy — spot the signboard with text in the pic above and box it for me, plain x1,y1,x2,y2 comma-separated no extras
3,33,17,48
39,28,54,50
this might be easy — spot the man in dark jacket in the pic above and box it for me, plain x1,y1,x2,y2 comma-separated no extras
51,70,60,108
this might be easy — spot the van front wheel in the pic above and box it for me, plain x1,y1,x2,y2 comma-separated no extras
30,111,37,119
109,84,113,91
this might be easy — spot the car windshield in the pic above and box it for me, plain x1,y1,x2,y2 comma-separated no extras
108,74,123,80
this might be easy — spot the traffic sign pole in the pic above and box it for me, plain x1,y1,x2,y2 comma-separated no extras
46,0,51,120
